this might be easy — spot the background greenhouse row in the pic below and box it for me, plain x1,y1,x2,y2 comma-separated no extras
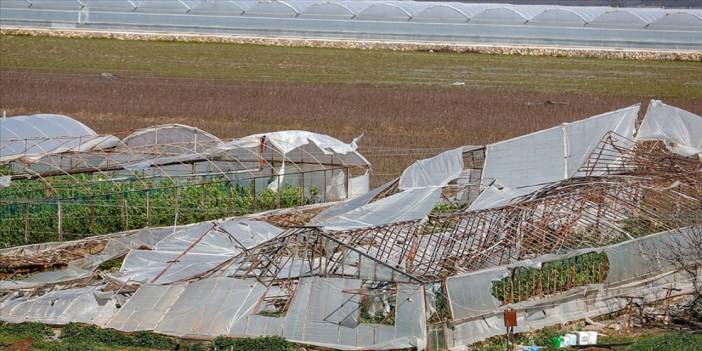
2,0,701,29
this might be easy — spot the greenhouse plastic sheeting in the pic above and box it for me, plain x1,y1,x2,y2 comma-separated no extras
316,145,476,230
637,100,702,157
0,287,119,326
310,179,397,226
0,227,173,290
469,104,639,211
321,187,442,231
0,114,118,163
119,124,221,153
228,131,367,160
4,1,701,29
446,228,699,347
3,1,701,50
604,226,697,284
111,219,283,284
399,146,464,190
106,276,426,350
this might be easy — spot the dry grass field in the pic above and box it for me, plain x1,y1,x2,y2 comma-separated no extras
1,34,701,184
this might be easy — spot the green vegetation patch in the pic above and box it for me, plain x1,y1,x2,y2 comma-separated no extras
626,332,702,351
0,173,318,248
0,322,300,351
491,251,609,304
1,34,701,98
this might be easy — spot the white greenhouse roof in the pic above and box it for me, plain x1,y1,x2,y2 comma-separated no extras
3,0,701,29
0,114,114,162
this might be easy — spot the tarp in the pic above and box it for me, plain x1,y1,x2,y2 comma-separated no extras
637,100,702,157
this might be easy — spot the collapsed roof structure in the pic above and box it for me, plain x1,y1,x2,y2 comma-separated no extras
1,100,700,350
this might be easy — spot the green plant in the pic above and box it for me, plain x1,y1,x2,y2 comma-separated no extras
0,175,319,248
60,323,177,350
212,335,298,351
0,322,53,340
180,342,208,351
491,251,609,304
626,332,702,351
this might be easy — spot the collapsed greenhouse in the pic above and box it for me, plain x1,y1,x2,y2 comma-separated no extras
0,100,701,350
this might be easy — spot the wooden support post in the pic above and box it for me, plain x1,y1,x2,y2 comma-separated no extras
343,167,350,199
121,192,127,230
200,185,205,208
323,170,328,203
252,180,257,211
276,172,281,209
57,200,63,242
227,185,234,215
146,190,152,226
91,203,96,233
23,203,29,243
626,299,633,331
300,171,305,205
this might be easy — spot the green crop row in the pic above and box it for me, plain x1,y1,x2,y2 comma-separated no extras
491,251,609,304
0,175,319,248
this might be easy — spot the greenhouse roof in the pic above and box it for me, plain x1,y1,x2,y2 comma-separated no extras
2,1,701,50
0,114,119,163
4,0,700,29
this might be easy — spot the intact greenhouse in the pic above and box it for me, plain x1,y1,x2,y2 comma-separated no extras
1,0,701,50
0,115,370,247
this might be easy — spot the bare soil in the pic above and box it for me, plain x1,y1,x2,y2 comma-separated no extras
2,70,701,184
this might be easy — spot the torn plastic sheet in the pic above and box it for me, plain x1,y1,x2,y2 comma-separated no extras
219,130,370,166
0,227,173,290
112,250,233,284
446,227,695,324
309,178,396,226
449,269,696,348
110,219,284,284
105,276,426,350
321,187,442,231
637,100,702,157
470,104,639,211
0,286,118,326
399,147,465,190
0,175,10,188
604,226,697,284
217,220,284,249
